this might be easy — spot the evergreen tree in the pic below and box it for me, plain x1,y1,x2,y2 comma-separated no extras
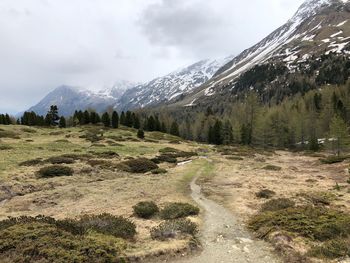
59,116,66,128
146,116,156,131
101,112,111,128
133,115,140,129
170,121,180,137
137,129,145,139
155,116,161,131
125,111,133,127
5,114,11,125
111,111,119,128
222,121,233,145
120,111,126,126
161,122,167,133
82,110,90,125
45,105,59,126
329,114,349,156
212,120,223,145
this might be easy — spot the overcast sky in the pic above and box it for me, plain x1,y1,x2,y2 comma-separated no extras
0,0,305,114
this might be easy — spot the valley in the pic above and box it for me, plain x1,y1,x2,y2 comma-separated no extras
1,125,350,262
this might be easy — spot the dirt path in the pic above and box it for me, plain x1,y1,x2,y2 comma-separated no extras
177,172,281,263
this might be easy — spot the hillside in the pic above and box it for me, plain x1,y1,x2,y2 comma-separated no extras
166,0,350,108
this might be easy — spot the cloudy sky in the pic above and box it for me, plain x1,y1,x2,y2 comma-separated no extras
0,0,305,114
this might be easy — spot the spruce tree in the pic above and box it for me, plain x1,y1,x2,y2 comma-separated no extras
83,110,90,125
125,111,133,127
147,116,155,131
111,111,119,128
170,121,180,137
45,105,59,126
133,115,140,129
5,114,11,125
59,116,66,128
137,128,145,139
161,122,167,133
101,112,111,127
120,111,126,126
212,120,223,145
329,114,349,156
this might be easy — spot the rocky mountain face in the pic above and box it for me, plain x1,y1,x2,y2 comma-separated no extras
114,57,233,111
25,57,233,116
167,0,350,108
26,80,135,116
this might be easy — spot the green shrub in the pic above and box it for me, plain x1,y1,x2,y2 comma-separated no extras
256,189,276,199
117,158,158,173
0,215,126,262
21,127,37,133
0,144,13,150
19,158,43,166
249,206,350,241
46,156,75,164
160,202,200,219
87,159,116,170
150,218,198,241
38,165,74,178
78,213,136,239
309,238,350,259
151,168,168,174
320,155,348,164
0,130,20,139
94,151,120,159
133,201,159,219
261,198,295,212
226,156,244,161
159,147,180,153
151,154,177,164
262,165,282,171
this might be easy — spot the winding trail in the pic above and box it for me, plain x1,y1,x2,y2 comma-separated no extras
177,172,280,263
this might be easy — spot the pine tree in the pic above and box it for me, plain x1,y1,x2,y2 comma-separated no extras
212,120,223,145
133,115,140,129
170,121,180,137
111,111,119,128
137,129,145,139
125,111,133,127
222,120,233,145
82,110,90,125
161,122,167,133
59,116,66,128
146,116,156,131
155,116,161,131
5,114,11,125
101,112,111,128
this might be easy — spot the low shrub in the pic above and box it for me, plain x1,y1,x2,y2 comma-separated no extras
94,151,120,159
0,144,13,150
256,189,276,199
87,159,116,170
0,215,127,262
261,198,295,212
133,201,159,219
160,202,200,219
226,156,244,161
262,165,282,171
117,158,158,173
151,154,177,164
21,127,37,133
309,238,350,259
150,218,198,241
46,156,75,164
159,147,180,153
249,206,350,241
320,155,348,164
38,165,74,178
0,130,20,139
151,168,168,174
19,158,43,166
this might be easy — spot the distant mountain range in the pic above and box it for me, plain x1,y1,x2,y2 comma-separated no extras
25,57,233,116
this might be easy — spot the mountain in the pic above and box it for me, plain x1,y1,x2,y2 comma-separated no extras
114,57,234,111
26,80,135,116
25,57,233,116
166,0,350,108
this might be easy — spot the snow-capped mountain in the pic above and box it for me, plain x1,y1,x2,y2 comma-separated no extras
170,0,350,107
114,57,234,111
26,81,135,116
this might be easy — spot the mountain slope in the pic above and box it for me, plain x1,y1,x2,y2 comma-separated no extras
115,57,233,111
26,81,135,116
168,0,350,107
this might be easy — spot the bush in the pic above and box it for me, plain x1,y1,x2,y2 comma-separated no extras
117,158,158,173
160,202,200,219
133,201,159,219
261,198,295,212
256,189,276,199
19,158,43,166
159,147,179,153
78,213,136,239
320,155,348,164
46,156,75,164
137,129,145,139
150,219,198,241
38,165,74,178
249,206,350,241
94,151,120,159
0,144,13,150
86,159,116,170
0,215,126,262
262,165,282,171
151,168,168,174
0,130,20,139
309,238,350,259
151,154,177,164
